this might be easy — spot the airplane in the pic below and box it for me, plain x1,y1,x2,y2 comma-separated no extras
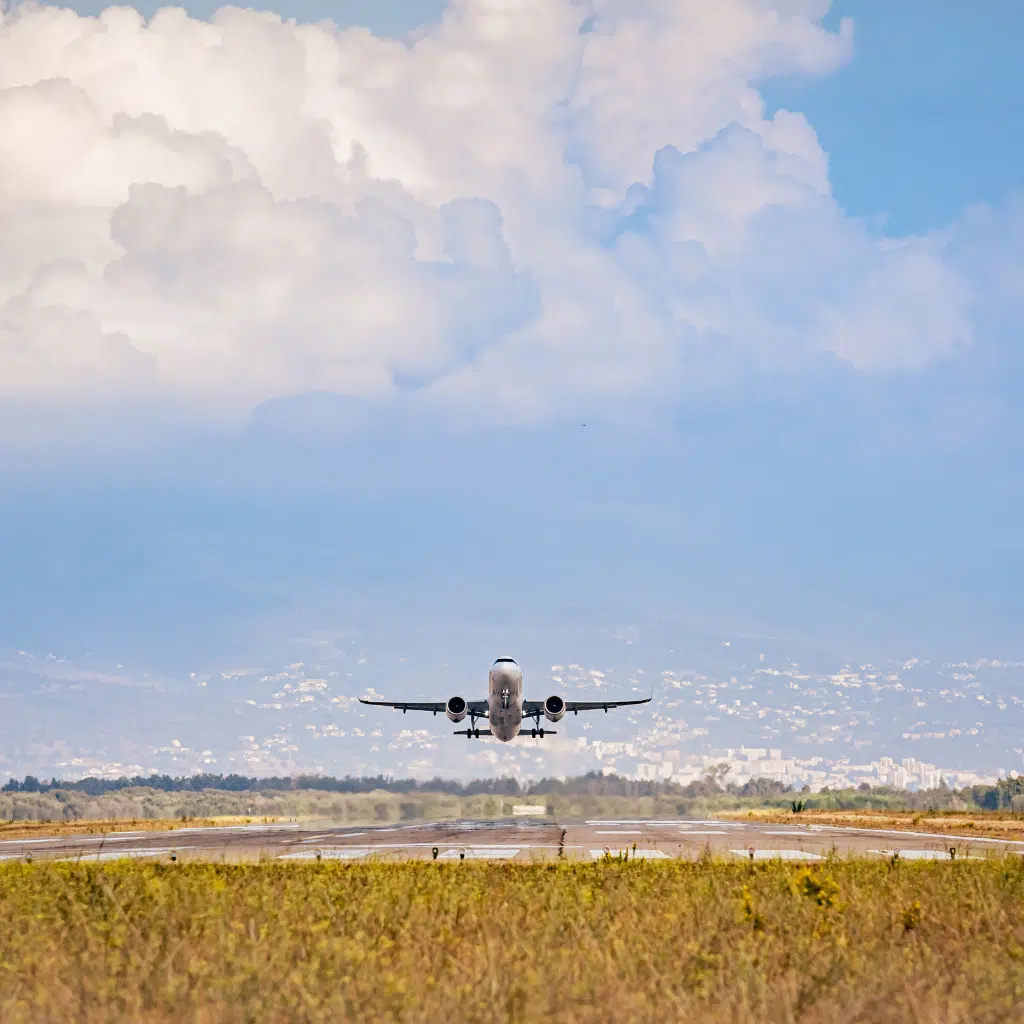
358,656,652,740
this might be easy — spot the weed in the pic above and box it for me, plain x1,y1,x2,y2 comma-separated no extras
901,900,922,932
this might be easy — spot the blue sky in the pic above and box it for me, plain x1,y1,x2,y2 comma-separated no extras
1,0,1022,676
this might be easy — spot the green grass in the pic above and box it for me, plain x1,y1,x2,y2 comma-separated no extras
2,858,1023,1022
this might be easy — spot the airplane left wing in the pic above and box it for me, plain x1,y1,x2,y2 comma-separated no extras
358,698,489,717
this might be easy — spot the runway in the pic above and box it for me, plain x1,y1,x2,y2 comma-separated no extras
3,816,1024,863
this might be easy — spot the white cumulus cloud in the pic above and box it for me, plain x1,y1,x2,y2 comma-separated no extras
0,0,1013,433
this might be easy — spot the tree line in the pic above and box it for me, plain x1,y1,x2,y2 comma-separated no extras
2,769,1022,810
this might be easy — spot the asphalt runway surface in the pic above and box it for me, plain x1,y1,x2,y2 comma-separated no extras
3,818,1024,863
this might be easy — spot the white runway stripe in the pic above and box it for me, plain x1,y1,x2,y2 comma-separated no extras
868,849,980,860
730,849,822,861
589,849,668,860
279,849,369,860
438,848,520,860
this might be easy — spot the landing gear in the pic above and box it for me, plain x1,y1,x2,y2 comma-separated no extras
529,727,547,738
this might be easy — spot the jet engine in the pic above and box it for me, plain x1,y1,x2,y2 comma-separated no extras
445,696,468,723
543,695,566,723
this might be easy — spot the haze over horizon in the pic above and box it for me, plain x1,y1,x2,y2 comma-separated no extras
0,0,1022,779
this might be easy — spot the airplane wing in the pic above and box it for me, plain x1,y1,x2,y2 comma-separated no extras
358,698,489,717
522,696,652,717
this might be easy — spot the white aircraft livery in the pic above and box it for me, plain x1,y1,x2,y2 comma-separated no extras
359,657,652,740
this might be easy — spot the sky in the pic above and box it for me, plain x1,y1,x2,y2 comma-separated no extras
1,0,1022,681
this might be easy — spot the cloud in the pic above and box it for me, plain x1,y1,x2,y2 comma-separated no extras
0,0,1016,436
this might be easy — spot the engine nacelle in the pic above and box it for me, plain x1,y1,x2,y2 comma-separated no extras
445,696,468,723
543,695,566,723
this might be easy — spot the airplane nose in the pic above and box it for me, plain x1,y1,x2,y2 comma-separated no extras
491,658,521,683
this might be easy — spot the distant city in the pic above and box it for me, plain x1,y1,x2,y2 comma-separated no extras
0,626,1015,786
2,633,1020,789
628,750,997,792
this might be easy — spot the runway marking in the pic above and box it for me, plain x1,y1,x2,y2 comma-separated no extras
730,849,822,861
862,829,1024,846
56,848,178,862
805,825,1024,846
760,830,815,836
279,848,370,860
869,849,980,860
586,820,735,826
439,848,521,860
594,830,642,835
299,833,367,843
589,849,669,860
676,830,728,835
170,824,301,834
274,842,573,850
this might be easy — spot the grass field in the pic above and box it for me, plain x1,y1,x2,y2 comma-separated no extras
722,808,1024,841
1,858,1022,1023
0,816,280,841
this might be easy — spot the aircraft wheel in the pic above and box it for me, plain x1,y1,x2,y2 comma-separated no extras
539,728,545,738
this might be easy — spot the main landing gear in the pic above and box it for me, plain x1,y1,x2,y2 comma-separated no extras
525,721,557,738
453,728,484,738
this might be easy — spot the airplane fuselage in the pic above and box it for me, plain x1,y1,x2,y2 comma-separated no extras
488,658,523,741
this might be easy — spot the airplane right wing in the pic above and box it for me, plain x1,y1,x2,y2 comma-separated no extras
522,695,651,719
564,696,652,713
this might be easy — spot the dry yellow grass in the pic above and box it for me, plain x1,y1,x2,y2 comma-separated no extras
722,808,1024,840
1,857,1023,1022
0,816,280,841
